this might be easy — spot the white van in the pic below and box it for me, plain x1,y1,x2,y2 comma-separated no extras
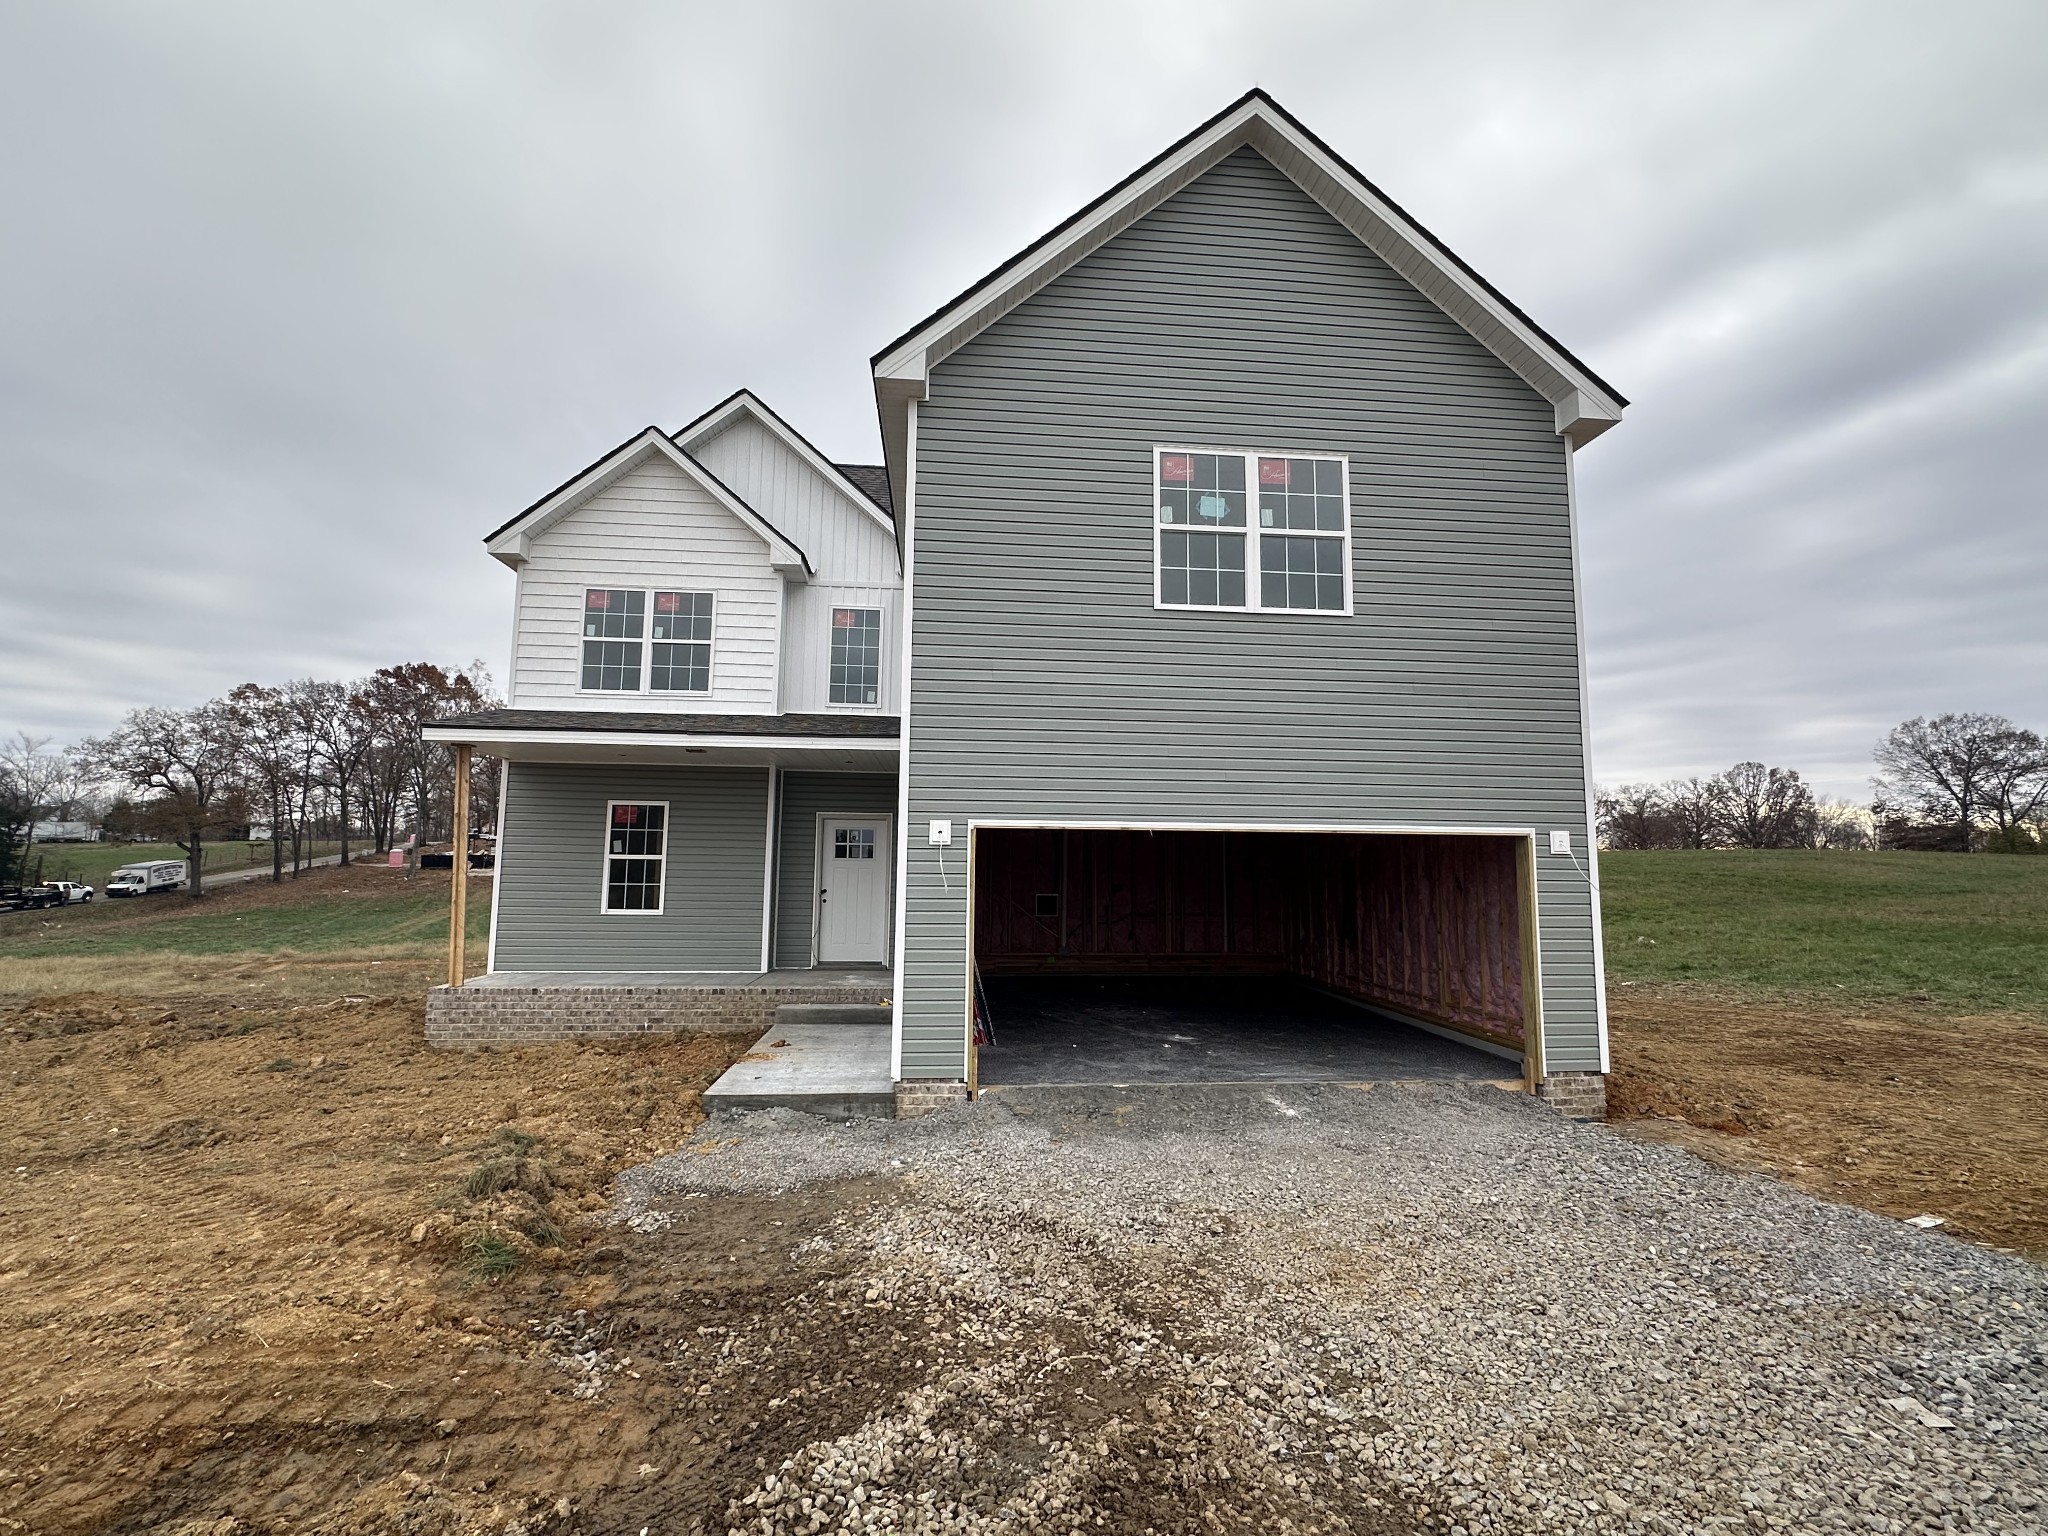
107,861,187,897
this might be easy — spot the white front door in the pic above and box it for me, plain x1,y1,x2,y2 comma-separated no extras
816,816,891,964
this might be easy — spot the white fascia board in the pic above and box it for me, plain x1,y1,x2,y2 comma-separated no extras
485,429,814,578
421,725,898,752
675,392,898,541
870,97,1625,454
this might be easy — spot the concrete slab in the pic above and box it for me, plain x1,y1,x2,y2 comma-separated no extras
703,1017,894,1120
975,977,1516,1087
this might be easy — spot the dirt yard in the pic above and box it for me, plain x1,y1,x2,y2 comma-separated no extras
0,987,897,1535
1606,981,2048,1259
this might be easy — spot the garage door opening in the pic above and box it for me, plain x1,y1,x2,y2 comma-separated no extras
971,828,1537,1088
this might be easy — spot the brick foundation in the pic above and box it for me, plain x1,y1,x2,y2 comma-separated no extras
426,982,891,1049
894,1079,971,1119
1537,1070,1608,1121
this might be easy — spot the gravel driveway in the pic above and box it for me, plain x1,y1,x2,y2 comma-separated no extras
620,1083,2046,1535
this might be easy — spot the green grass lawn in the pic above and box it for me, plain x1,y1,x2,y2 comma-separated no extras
1600,850,2048,1015
0,872,491,960
19,839,344,888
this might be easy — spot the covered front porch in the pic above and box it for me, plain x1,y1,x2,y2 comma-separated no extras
420,709,900,1047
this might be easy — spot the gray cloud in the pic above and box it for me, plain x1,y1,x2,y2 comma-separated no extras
2,0,2042,798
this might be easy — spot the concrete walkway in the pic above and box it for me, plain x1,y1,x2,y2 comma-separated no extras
703,1003,894,1120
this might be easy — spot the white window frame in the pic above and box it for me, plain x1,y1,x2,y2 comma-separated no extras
599,799,669,915
1152,445,1353,616
825,605,887,712
577,588,717,696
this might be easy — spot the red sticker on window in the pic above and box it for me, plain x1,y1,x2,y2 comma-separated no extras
834,609,856,627
586,589,611,609
1160,453,1191,483
654,592,680,613
613,805,639,825
1258,458,1288,486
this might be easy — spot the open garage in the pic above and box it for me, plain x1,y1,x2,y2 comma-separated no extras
970,827,1538,1088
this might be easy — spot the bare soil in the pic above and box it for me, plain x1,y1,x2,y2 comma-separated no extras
1606,981,2048,1258
0,989,945,1535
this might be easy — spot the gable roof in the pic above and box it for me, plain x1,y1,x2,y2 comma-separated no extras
483,427,812,576
871,89,1627,516
673,389,896,535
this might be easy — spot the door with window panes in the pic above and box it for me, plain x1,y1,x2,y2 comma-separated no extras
816,817,890,963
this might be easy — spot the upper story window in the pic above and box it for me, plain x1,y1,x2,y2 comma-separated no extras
829,607,883,706
1155,448,1351,614
582,588,713,693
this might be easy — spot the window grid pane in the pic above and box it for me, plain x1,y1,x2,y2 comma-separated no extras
1259,534,1346,611
829,607,883,705
581,639,642,691
1159,528,1247,608
832,826,877,860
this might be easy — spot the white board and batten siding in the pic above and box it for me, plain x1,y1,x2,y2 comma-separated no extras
508,457,783,713
690,414,904,716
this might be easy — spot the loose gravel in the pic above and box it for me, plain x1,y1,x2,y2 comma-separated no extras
618,1083,2048,1535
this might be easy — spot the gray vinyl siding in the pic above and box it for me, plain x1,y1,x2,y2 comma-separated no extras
901,146,1600,1078
771,771,900,968
494,762,769,971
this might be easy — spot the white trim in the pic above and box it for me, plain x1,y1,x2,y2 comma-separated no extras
507,563,526,703
1151,445,1353,616
599,799,669,916
825,603,888,710
1564,440,1610,1073
484,765,510,974
889,399,919,1082
488,428,812,576
759,766,779,972
674,391,900,544
959,818,1544,1076
814,812,894,966
422,726,897,752
872,96,1623,448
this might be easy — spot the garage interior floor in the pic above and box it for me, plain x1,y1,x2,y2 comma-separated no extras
974,977,1517,1087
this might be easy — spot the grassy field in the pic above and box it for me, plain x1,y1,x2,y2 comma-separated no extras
0,862,489,999
1600,849,2048,1015
19,838,343,887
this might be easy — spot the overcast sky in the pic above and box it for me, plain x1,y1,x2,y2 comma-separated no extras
2,1,2042,798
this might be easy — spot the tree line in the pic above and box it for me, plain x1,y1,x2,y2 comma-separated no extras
0,662,498,896
1598,713,2048,853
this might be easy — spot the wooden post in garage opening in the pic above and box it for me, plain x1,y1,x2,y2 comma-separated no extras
1516,834,1545,1094
447,743,471,989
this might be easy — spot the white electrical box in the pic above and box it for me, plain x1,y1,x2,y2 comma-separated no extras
928,819,953,846
1549,830,1572,855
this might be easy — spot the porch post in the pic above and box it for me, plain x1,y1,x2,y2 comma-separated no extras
447,742,471,989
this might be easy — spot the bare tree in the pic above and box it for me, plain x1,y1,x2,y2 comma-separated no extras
227,684,306,882
1596,783,1674,850
290,679,372,867
80,703,245,896
1718,761,1818,849
1814,797,1874,850
1873,714,2021,853
0,732,70,882
1980,726,2048,838
1663,776,1730,850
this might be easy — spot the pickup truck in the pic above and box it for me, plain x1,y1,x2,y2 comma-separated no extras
1,884,69,912
45,881,93,904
